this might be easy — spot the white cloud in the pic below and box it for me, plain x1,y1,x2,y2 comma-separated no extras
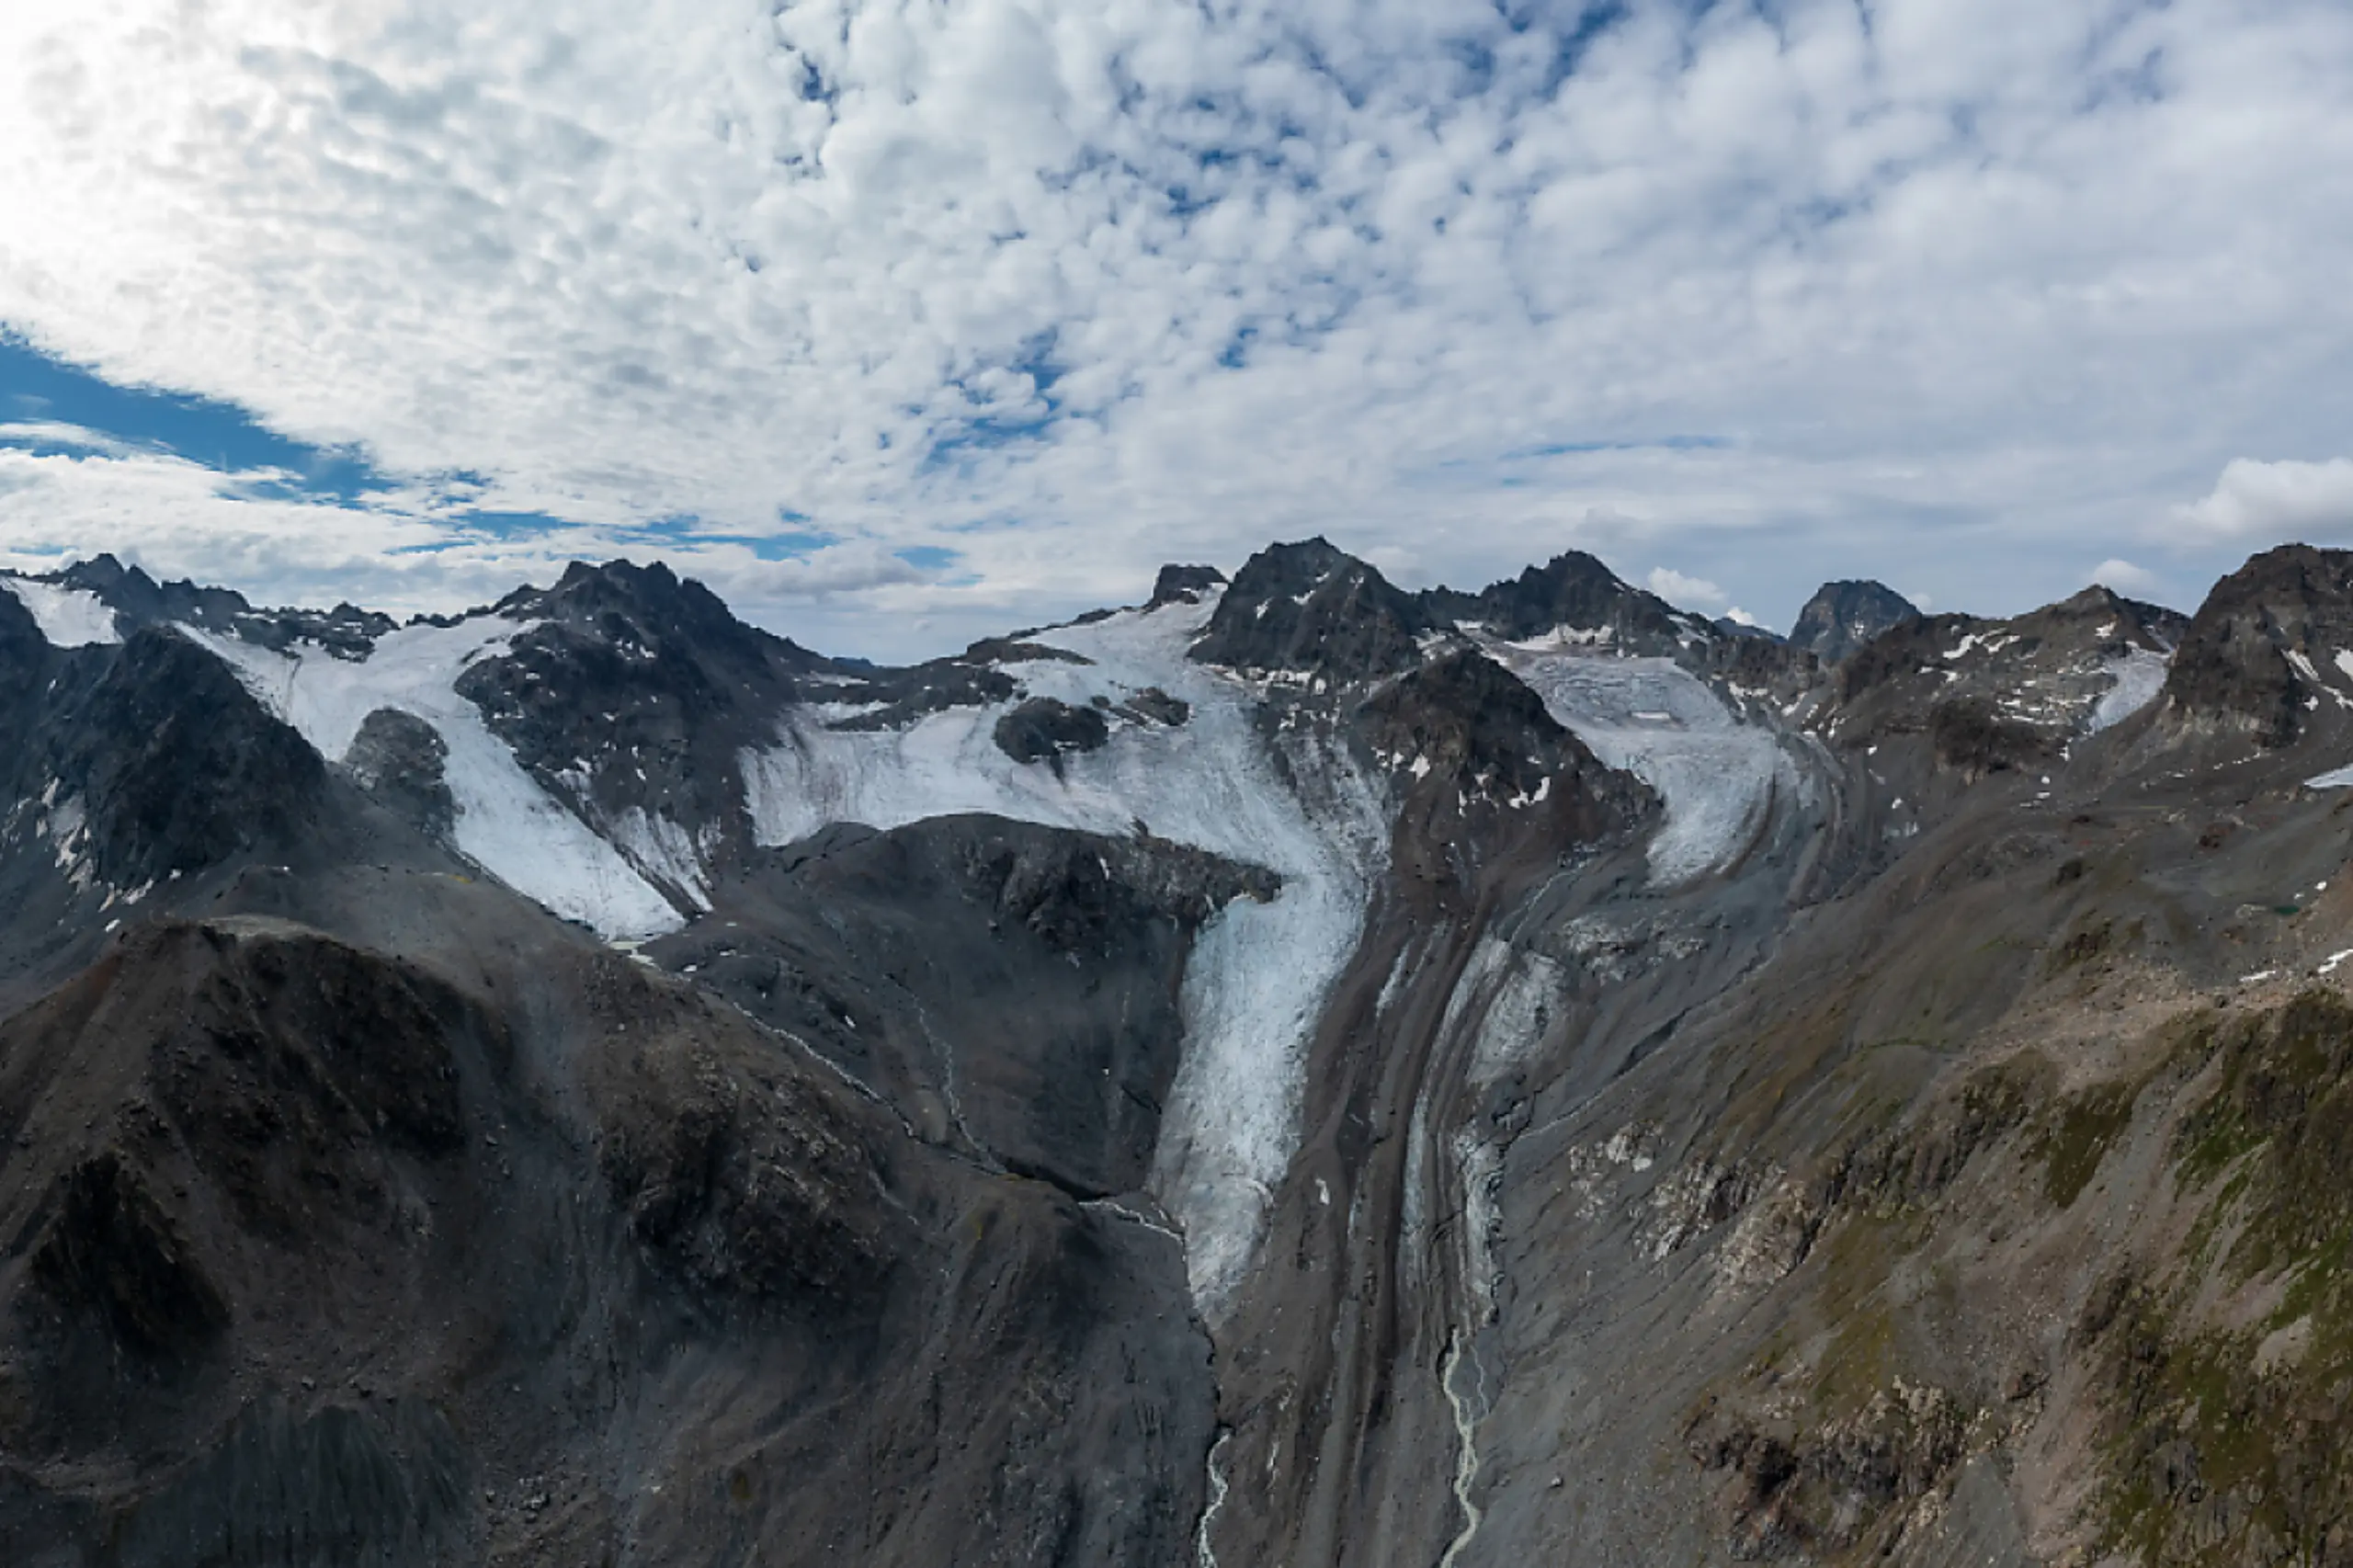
1647,566,1726,608
2091,556,2163,596
0,0,2346,653
2177,458,2353,540
1723,606,1764,630
0,445,932,627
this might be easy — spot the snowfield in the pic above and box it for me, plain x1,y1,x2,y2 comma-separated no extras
184,619,685,939
2089,648,2170,733
2,577,120,647
744,590,1392,1317
1489,644,1793,885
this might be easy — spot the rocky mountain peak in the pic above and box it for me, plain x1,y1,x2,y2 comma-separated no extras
1458,550,1683,648
2161,542,2353,745
1148,563,1226,608
1790,579,1918,664
1819,577,2187,778
509,557,820,672
53,553,250,633
1187,537,1431,684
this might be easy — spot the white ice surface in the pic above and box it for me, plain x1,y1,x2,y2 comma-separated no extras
1488,645,1791,886
2,577,119,646
184,619,685,938
608,805,714,912
2089,647,2170,733
742,591,1392,1315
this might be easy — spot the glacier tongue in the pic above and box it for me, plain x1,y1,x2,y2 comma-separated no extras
1491,644,1790,886
743,591,1392,1318
183,619,684,939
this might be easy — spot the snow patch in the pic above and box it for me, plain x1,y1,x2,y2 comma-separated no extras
184,620,683,938
2,577,119,646
2088,647,2169,733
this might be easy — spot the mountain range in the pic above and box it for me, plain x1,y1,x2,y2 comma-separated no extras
1,537,2350,1567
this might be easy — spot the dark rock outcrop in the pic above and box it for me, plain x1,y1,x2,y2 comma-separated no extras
651,816,1277,1199
2161,542,2353,744
459,561,827,855
1149,564,1226,608
26,1151,232,1363
993,695,1111,770
1445,550,1690,652
342,708,457,836
42,628,325,886
1790,580,1919,664
1825,585,2182,761
1189,538,1432,684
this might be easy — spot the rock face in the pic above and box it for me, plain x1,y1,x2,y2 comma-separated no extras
1445,549,1691,651
2160,542,2353,744
343,708,457,835
650,816,1279,1199
1149,563,1226,608
41,629,327,886
993,695,1112,770
18,539,2353,1568
1790,579,1919,663
1188,535,1432,682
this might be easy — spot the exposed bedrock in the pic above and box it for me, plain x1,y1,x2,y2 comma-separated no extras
2160,541,2353,745
648,813,1280,1200
40,628,327,889
1189,536,1434,684
1790,579,1919,665
455,559,832,873
992,695,1111,771
0,886,1211,1566
342,707,458,836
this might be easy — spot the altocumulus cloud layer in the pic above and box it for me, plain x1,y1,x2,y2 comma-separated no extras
1,0,2349,655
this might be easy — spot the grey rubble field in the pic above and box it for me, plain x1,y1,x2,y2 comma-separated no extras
4,540,2353,1566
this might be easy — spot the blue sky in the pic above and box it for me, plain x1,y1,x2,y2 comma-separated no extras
2,0,2350,657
